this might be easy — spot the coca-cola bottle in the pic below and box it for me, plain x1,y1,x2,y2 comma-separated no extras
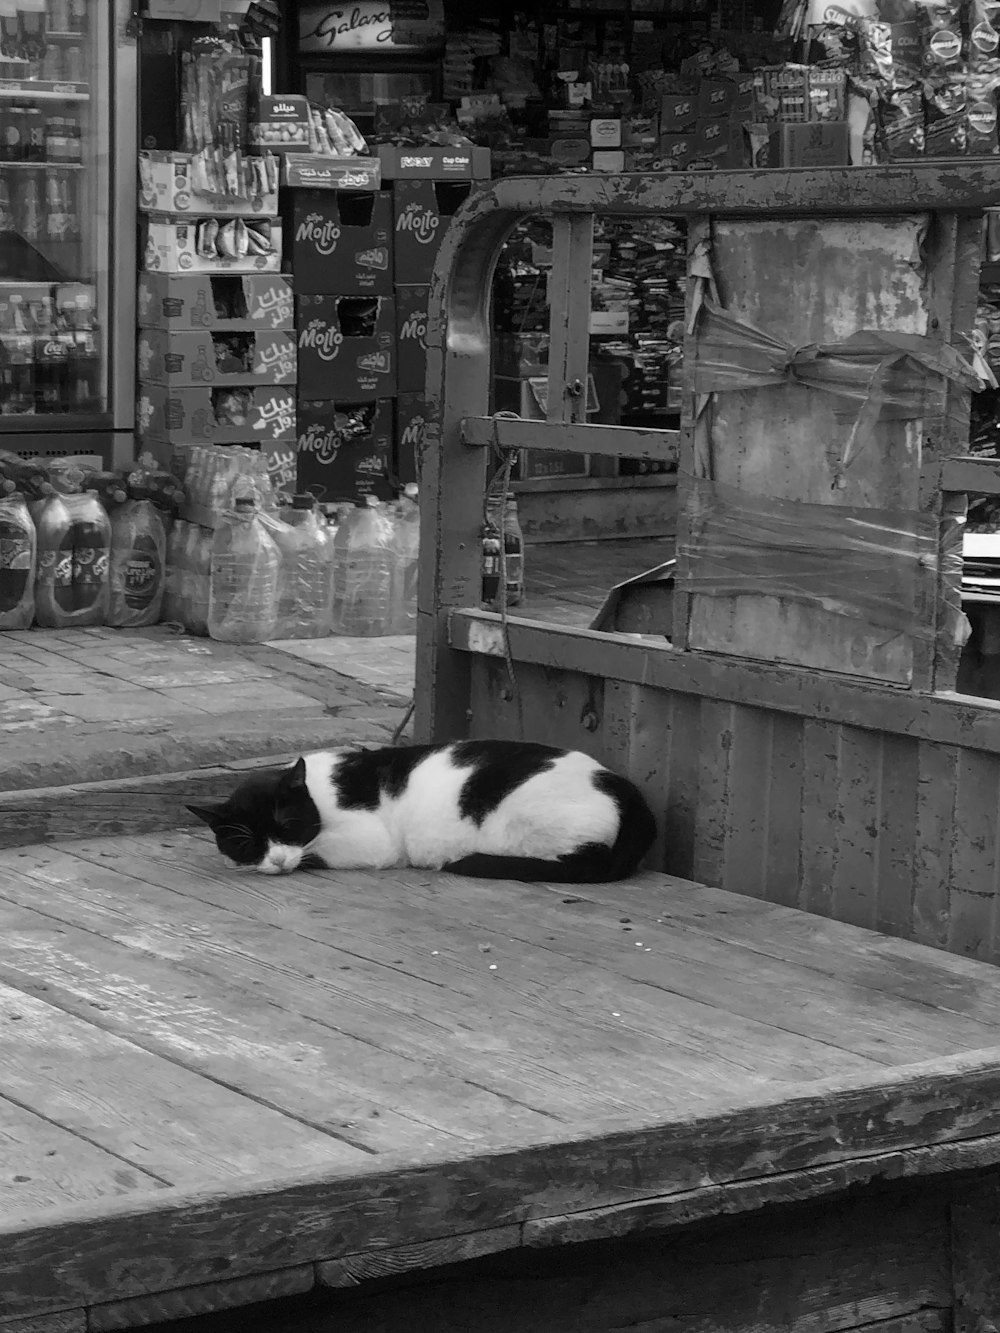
0,490,35,629
34,323,69,412
0,333,33,414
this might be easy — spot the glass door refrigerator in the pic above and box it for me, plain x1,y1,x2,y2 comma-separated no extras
0,0,136,468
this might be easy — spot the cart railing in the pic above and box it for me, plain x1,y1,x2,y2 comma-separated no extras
416,165,1000,963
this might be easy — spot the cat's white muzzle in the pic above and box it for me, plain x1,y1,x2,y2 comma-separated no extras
258,844,302,875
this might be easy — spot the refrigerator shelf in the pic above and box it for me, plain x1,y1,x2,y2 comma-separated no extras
0,86,90,101
0,161,85,169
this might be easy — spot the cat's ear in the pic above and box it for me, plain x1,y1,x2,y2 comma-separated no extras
186,803,223,827
286,757,308,791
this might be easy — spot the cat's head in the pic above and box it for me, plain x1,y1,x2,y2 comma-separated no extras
186,757,322,875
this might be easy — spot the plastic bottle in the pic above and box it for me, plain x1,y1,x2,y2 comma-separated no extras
107,496,166,628
162,517,189,626
34,489,111,627
0,491,36,629
390,483,420,635
272,493,334,639
331,496,395,637
482,490,524,609
207,497,280,643
183,523,212,636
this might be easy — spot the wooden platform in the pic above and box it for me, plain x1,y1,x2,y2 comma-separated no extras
5,831,1000,1329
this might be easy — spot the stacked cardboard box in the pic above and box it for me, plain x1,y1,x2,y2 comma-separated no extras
386,148,491,485
135,150,295,492
291,185,396,502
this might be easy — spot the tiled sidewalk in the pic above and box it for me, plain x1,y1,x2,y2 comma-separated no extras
0,538,667,791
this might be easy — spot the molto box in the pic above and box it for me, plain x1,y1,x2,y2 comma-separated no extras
660,93,698,132
296,294,396,401
395,285,430,394
136,383,296,448
138,150,278,217
377,144,491,180
296,398,394,503
137,274,294,331
142,215,282,275
290,190,392,296
393,178,482,285
137,328,297,386
251,95,311,152
394,393,427,486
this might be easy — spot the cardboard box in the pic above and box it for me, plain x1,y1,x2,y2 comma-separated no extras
282,155,381,191
657,132,696,168
297,398,394,502
137,328,297,387
138,150,278,218
377,144,491,180
590,117,623,148
137,274,294,331
660,93,698,132
771,121,849,167
590,310,630,337
136,382,296,446
142,215,282,275
261,440,298,500
395,285,430,395
592,149,626,173
395,392,427,487
690,118,746,169
393,178,482,285
291,190,393,296
296,294,396,401
251,95,311,152
698,78,737,117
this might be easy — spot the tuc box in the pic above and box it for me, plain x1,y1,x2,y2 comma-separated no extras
657,132,697,169
394,392,428,486
136,383,296,449
290,189,393,296
296,294,396,401
137,328,297,386
393,179,482,285
296,398,394,502
395,285,431,395
660,93,698,132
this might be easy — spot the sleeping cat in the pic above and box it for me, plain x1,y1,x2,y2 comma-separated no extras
187,739,656,883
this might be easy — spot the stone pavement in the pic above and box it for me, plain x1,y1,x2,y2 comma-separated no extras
0,538,667,792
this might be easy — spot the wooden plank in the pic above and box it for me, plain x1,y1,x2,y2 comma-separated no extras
0,757,298,850
0,981,364,1186
461,416,679,462
318,1226,523,1288
763,711,804,909
0,904,471,1159
692,700,734,888
942,456,1000,495
876,732,919,938
0,845,707,1122
913,742,959,950
830,726,881,932
9,1040,1000,1322
721,704,771,901
0,1314,86,1333
952,1186,1000,1333
605,684,674,871
88,1266,314,1331
448,610,1000,757
0,1091,160,1221
546,213,594,427
661,691,702,879
947,750,1000,962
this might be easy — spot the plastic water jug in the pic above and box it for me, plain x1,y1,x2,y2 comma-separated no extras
390,483,420,635
208,498,280,643
272,494,334,639
331,496,394,637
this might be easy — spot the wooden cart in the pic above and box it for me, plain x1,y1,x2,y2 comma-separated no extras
9,166,1000,1333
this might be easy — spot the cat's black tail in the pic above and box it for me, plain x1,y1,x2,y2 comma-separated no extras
445,770,657,884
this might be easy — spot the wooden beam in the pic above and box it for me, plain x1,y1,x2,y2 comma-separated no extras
547,214,594,426
942,456,1000,495
447,609,1000,755
461,416,680,462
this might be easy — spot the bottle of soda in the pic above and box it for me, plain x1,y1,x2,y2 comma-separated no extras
481,490,524,608
45,169,67,243
0,490,36,629
0,333,34,414
18,172,41,241
34,324,68,412
107,495,166,627
33,491,74,627
67,489,111,623
162,517,188,625
0,172,14,228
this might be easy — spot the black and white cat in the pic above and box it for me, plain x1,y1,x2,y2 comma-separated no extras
187,739,656,883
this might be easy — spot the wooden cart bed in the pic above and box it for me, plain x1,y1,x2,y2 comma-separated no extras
4,829,1000,1330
